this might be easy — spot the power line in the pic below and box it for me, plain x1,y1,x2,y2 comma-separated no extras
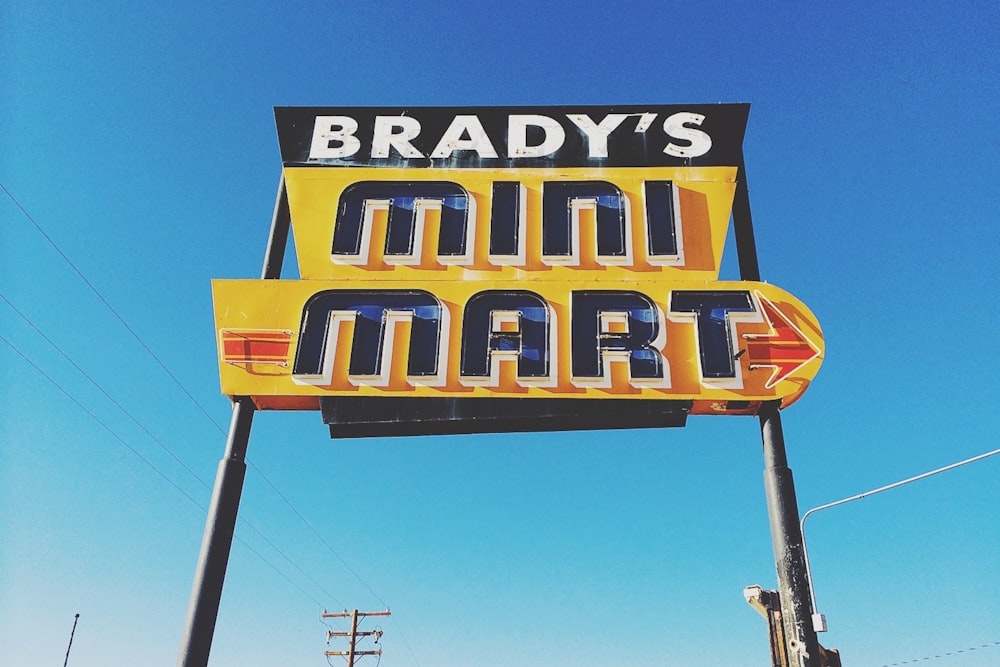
249,461,391,610
0,291,211,492
0,180,229,436
3,180,415,663
0,332,210,510
245,453,422,666
0,292,345,609
0,332,334,608
880,639,1000,666
2,181,374,581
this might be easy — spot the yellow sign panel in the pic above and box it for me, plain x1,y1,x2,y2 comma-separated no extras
213,105,823,427
213,278,822,413
284,166,738,281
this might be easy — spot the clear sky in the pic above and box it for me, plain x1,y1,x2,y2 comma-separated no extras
2,2,998,666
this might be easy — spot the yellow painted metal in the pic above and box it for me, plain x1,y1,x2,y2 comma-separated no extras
212,278,823,413
283,166,738,281
213,162,824,414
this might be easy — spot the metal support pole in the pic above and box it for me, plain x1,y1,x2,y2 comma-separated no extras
733,156,762,283
177,177,290,666
177,396,255,667
261,176,290,281
760,401,821,666
733,150,822,663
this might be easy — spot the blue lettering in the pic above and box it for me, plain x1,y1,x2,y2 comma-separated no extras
542,181,629,264
669,291,755,378
330,178,691,267
488,181,523,260
644,180,681,261
292,290,444,384
460,290,550,383
333,181,472,263
571,291,665,385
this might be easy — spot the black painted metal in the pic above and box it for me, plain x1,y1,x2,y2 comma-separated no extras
178,177,291,667
177,397,255,667
733,157,820,665
321,396,690,438
760,403,821,666
261,178,290,280
733,157,762,283
275,104,750,169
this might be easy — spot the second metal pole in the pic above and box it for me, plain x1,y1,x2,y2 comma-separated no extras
760,401,821,666
176,177,290,667
177,397,255,667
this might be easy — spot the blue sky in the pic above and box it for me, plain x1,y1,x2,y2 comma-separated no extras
2,2,998,666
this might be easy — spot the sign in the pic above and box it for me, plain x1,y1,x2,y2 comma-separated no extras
212,105,824,436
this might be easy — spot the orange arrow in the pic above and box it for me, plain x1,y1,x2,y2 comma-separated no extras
742,292,821,389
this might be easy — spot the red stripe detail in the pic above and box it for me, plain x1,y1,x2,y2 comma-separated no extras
221,331,291,364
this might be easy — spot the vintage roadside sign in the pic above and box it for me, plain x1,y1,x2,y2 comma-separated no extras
212,105,823,436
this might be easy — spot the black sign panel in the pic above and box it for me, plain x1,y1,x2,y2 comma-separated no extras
275,104,750,169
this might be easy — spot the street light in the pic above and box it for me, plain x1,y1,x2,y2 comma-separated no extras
799,447,1000,633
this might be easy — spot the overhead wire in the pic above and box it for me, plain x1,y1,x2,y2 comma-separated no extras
880,639,1000,665
0,180,230,436
0,331,207,511
0,331,331,608
0,290,346,608
2,181,384,591
249,463,392,610
0,291,212,493
246,461,429,667
3,180,417,663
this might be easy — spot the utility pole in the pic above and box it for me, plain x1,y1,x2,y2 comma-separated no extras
323,609,390,667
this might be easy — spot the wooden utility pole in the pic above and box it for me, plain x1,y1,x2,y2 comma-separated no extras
323,609,390,667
